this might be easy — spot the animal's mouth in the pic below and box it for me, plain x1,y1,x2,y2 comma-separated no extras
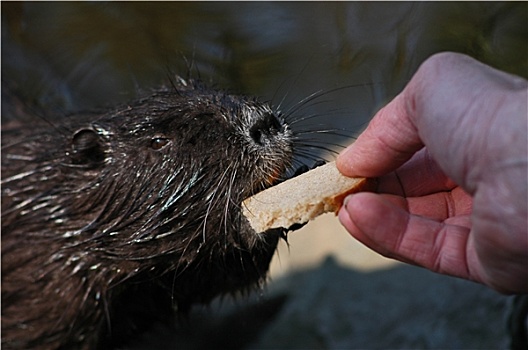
243,160,325,235
248,163,290,199
264,165,289,188
248,160,325,199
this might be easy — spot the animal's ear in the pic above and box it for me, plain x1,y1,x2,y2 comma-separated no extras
70,128,106,166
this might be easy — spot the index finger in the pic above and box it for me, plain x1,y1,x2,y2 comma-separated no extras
377,148,458,197
336,91,423,178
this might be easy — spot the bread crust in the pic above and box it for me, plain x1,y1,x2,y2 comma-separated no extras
242,161,376,233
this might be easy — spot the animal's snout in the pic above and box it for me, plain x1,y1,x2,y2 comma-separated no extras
249,112,284,146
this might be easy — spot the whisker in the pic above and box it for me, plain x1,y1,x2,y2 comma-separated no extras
272,55,315,113
294,128,358,139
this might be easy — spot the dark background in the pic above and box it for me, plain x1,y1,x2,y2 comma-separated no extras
3,2,527,150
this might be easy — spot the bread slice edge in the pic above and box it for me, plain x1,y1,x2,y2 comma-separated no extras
242,161,375,233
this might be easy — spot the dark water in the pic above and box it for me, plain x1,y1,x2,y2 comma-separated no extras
2,2,526,349
3,2,527,154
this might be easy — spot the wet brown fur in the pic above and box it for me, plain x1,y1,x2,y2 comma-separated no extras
1,79,294,349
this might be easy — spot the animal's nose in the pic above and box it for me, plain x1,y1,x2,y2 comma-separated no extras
249,112,283,146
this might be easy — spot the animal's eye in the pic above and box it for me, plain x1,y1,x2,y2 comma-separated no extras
150,137,170,150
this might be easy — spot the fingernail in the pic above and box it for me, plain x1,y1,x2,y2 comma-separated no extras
342,194,354,209
337,144,355,163
336,146,360,177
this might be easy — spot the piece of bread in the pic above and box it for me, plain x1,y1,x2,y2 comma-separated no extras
242,161,376,233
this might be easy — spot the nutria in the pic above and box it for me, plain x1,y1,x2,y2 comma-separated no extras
1,78,299,349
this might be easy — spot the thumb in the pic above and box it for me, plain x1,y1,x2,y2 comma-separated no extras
338,192,476,281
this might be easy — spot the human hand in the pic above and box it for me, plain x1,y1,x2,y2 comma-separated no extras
337,52,528,293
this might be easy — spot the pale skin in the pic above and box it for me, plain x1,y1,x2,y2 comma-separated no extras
337,52,528,294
